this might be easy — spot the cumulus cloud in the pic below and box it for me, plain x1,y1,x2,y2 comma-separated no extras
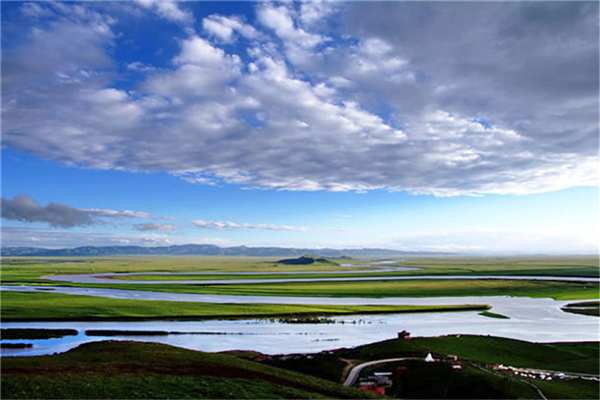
135,0,194,33
192,220,309,232
203,14,261,43
1,195,94,228
2,1,597,196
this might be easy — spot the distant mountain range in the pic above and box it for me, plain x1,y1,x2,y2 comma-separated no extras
0,244,451,258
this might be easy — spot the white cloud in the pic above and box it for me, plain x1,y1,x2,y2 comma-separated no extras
203,14,260,43
192,220,309,232
142,36,241,100
257,3,324,49
82,208,157,219
135,0,194,33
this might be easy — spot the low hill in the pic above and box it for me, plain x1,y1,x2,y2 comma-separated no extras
275,255,338,265
0,341,378,399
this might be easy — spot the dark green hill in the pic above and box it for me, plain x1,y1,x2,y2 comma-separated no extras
0,341,379,399
276,255,338,265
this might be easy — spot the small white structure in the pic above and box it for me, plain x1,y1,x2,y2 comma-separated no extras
425,353,435,362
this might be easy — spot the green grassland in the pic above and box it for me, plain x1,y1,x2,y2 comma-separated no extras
2,256,598,321
0,291,489,321
0,340,379,400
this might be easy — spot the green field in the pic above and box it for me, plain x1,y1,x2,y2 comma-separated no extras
147,278,597,300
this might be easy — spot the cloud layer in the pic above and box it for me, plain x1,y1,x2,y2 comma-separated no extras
1,195,94,228
2,1,598,196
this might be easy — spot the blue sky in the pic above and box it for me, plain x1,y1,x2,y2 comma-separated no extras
1,1,598,254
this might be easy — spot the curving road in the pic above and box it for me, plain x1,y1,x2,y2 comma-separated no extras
343,357,422,386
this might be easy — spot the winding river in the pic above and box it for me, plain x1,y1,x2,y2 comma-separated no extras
1,262,598,356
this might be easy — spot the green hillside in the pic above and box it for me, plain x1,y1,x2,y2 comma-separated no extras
264,335,599,399
1,341,379,399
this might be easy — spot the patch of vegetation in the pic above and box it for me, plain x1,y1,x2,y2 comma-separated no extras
0,340,379,399
169,278,599,300
370,359,538,399
533,376,600,399
563,301,600,307
275,316,336,324
479,311,510,319
1,343,33,349
561,301,600,317
1,328,78,340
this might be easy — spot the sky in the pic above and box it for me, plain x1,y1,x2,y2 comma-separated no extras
1,0,598,254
